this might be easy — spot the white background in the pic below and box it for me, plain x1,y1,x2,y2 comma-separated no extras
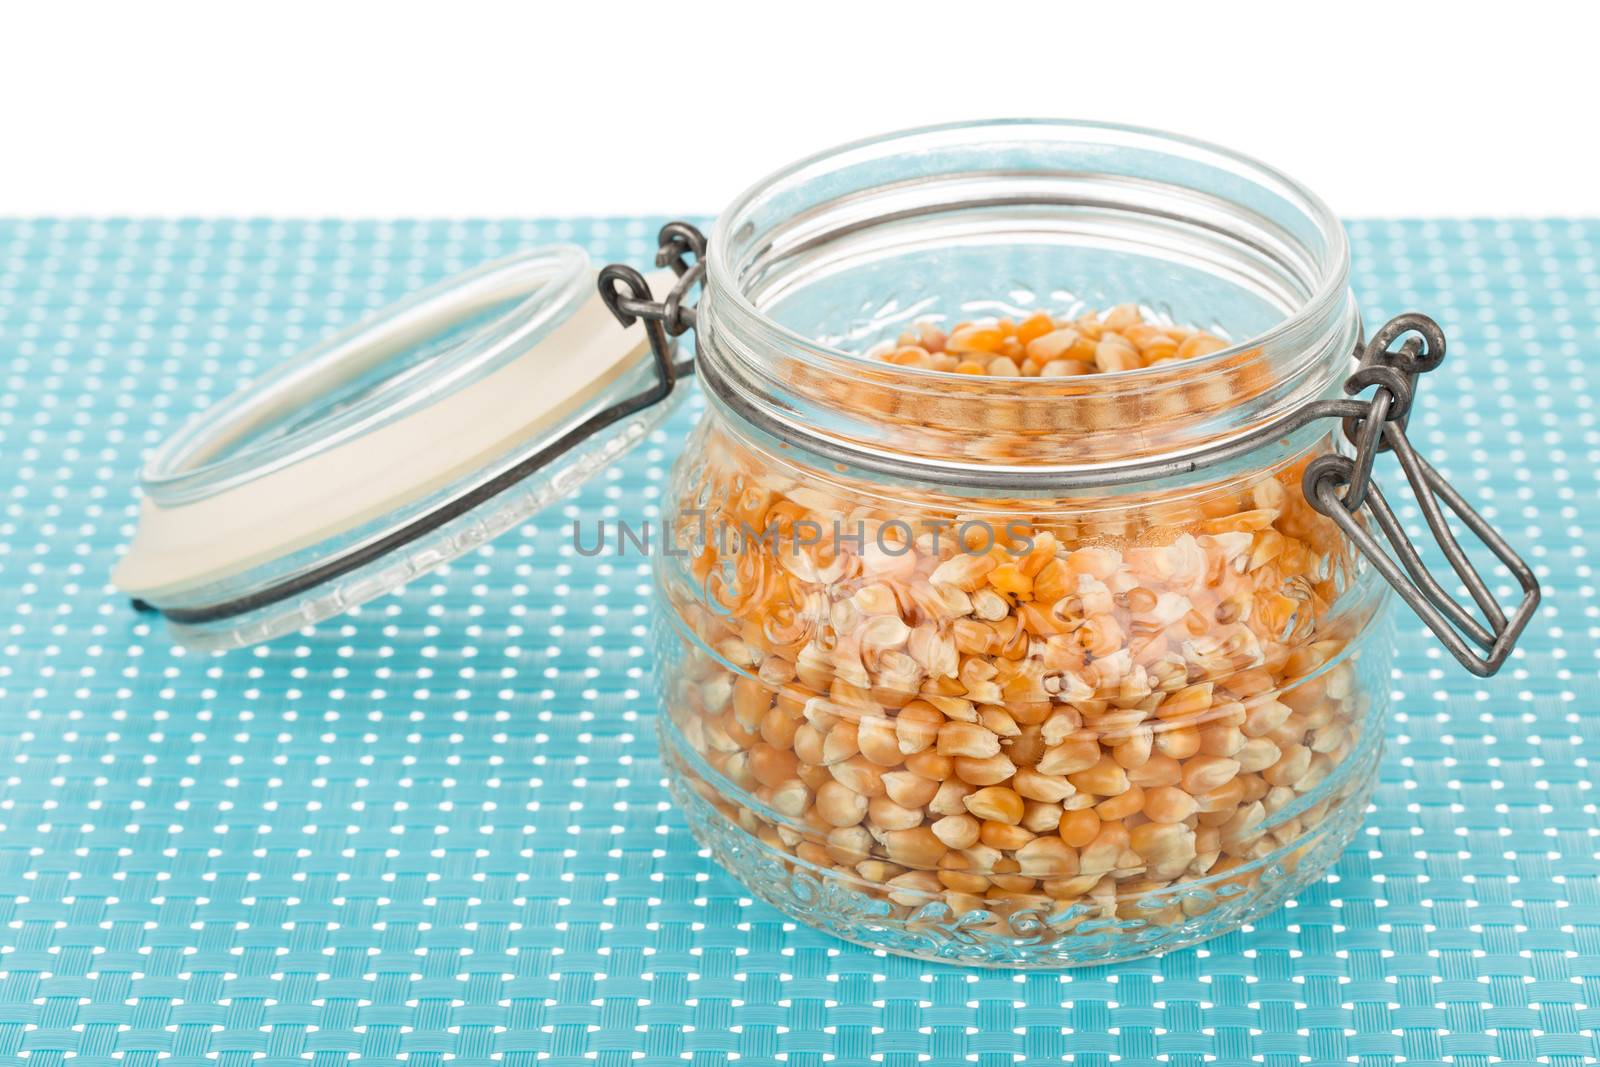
5,1,1597,219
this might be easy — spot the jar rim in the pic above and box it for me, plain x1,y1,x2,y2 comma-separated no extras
706,118,1350,387
697,118,1362,485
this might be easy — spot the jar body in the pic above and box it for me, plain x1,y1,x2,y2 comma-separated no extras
652,411,1390,967
649,119,1390,966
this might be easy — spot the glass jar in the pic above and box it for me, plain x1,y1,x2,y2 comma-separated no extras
646,121,1519,967
115,118,1537,968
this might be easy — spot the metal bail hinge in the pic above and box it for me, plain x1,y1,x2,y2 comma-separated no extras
1303,313,1540,676
598,220,705,404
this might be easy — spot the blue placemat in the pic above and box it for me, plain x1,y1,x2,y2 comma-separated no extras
0,217,1593,1066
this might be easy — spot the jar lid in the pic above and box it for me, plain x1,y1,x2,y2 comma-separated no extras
113,245,682,650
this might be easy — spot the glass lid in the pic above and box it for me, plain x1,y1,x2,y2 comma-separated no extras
114,245,683,650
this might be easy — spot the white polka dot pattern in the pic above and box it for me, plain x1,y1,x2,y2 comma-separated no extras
0,216,1593,1063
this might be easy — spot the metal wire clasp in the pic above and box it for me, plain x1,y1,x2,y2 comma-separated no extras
1304,314,1539,676
595,234,1538,677
598,221,705,402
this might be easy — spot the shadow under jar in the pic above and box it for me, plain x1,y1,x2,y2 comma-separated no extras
644,121,1523,968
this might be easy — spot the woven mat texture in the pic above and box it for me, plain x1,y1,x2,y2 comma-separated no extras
0,217,1594,1065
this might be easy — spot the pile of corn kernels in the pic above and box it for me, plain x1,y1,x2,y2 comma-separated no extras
658,306,1377,934
867,304,1230,376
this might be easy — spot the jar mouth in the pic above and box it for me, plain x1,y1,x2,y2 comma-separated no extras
701,119,1359,480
